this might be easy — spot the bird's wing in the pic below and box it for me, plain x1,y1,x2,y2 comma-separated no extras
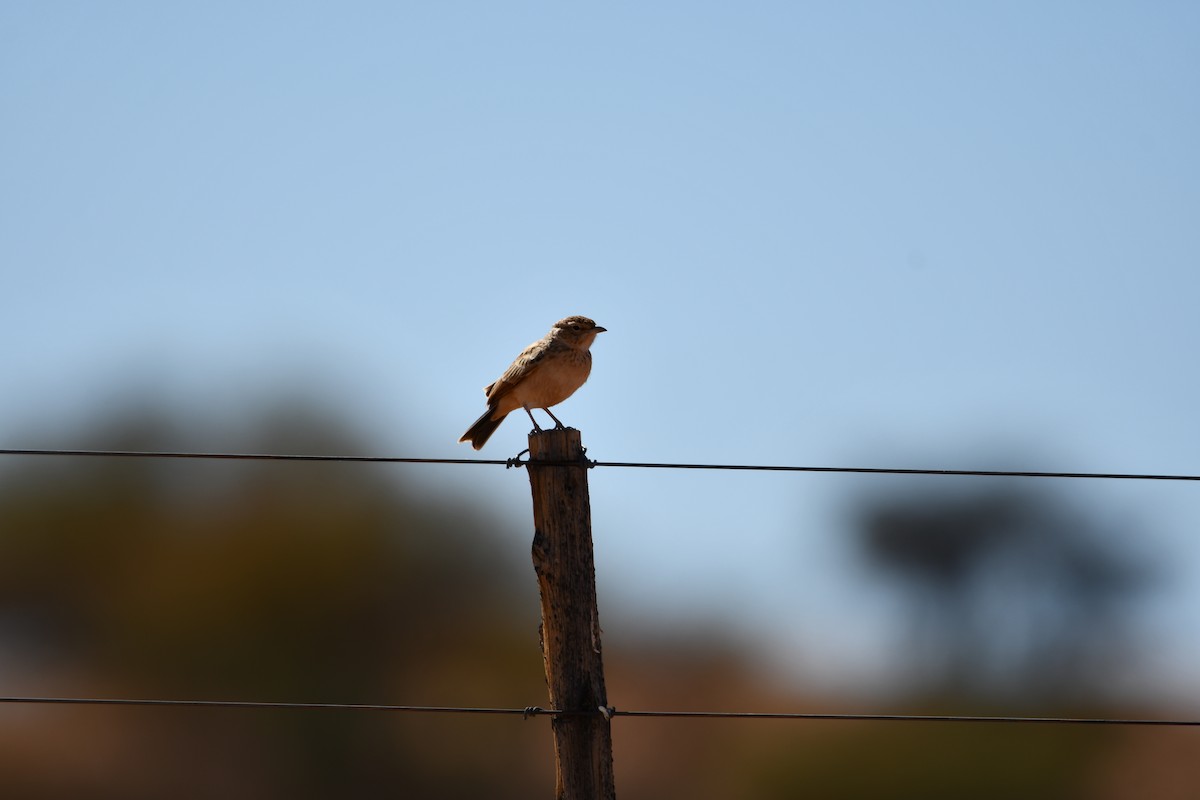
485,339,549,404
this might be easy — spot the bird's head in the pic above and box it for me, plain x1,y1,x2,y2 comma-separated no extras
553,316,607,348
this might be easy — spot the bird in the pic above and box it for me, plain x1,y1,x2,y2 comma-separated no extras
458,315,606,450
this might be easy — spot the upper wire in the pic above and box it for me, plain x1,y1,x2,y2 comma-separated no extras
1,449,1196,482
0,696,1196,726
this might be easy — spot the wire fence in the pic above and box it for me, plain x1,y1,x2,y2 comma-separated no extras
0,445,1196,732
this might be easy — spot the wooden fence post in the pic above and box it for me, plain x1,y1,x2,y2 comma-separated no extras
526,428,616,800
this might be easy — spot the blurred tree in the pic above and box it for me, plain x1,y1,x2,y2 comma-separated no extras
855,483,1155,702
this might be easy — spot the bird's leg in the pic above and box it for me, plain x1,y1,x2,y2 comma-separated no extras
543,407,566,430
522,405,544,433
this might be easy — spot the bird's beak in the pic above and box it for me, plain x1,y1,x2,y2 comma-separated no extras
594,326,607,333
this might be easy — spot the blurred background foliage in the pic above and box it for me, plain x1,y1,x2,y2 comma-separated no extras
856,484,1155,702
0,400,1195,798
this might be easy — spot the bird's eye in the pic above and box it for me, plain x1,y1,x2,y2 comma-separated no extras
571,324,580,331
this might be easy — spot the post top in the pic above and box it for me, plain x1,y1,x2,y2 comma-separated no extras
527,428,584,461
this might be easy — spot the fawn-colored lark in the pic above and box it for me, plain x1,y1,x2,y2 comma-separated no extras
459,316,606,450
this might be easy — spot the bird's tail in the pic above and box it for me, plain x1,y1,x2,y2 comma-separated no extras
458,408,506,450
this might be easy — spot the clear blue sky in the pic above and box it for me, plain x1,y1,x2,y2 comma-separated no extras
3,3,1198,703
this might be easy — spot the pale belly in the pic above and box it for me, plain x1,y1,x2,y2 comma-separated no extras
502,355,592,412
